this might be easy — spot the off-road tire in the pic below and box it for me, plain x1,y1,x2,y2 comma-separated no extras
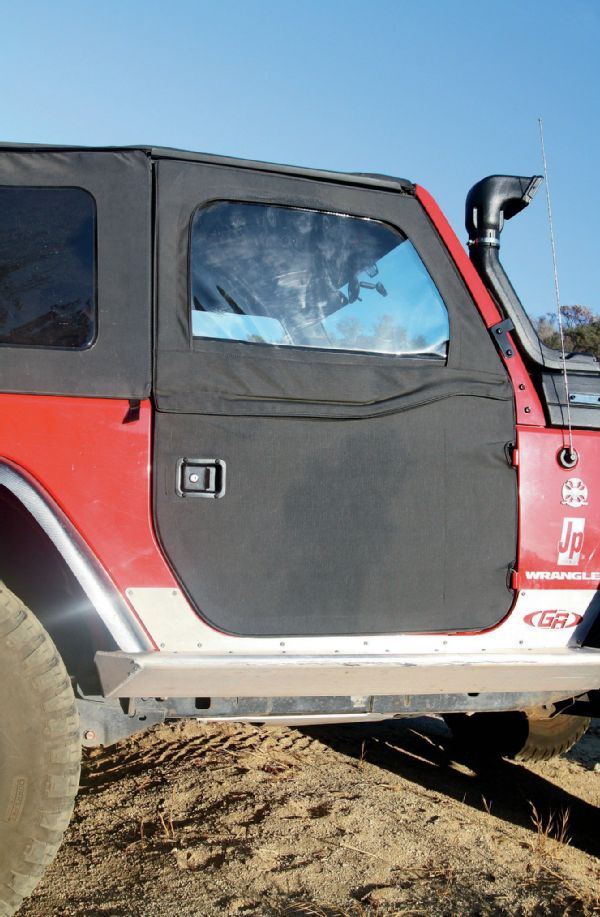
0,583,80,917
443,710,591,763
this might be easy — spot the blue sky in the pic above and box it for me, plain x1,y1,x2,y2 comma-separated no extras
1,0,598,318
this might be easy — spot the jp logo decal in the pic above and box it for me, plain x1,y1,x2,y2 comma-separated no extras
524,610,583,629
561,478,588,507
557,517,585,566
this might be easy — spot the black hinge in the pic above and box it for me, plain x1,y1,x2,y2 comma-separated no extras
490,318,515,359
123,399,141,424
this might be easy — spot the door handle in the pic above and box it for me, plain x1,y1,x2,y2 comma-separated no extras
176,459,226,498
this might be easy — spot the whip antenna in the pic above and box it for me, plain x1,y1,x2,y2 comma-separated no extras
538,117,575,460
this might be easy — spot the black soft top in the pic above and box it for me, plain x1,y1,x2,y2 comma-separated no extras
0,142,415,194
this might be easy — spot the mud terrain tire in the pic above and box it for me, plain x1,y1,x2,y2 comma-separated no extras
0,584,80,917
444,710,590,763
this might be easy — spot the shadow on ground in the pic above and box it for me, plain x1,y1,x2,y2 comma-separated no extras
303,717,600,859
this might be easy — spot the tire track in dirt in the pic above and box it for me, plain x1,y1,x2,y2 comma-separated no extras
82,722,323,789
17,718,600,917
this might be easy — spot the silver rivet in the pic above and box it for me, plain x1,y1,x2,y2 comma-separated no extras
189,473,200,483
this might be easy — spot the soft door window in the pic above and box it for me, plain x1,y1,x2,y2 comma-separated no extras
190,202,449,359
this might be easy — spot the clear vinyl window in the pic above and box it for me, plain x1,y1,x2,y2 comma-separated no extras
0,186,96,349
190,201,449,358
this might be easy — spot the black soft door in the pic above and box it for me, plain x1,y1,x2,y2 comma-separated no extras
153,159,516,637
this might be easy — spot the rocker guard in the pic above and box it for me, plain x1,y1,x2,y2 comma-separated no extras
95,646,600,700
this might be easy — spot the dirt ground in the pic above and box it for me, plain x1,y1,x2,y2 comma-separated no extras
16,716,600,917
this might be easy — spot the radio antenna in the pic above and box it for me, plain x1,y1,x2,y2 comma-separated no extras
538,117,575,461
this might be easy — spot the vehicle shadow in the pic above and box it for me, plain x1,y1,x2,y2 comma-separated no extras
302,717,600,859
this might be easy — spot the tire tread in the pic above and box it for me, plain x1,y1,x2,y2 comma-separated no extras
0,583,80,916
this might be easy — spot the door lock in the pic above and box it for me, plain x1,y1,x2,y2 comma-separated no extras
177,459,226,498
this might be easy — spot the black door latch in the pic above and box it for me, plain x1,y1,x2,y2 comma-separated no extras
177,459,226,498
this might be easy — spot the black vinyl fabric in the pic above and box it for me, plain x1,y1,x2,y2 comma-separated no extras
155,399,516,636
0,143,415,196
0,150,151,398
155,160,506,417
153,160,517,637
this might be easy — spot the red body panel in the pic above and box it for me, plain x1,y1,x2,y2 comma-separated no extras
416,185,545,427
515,425,600,590
0,395,177,602
416,186,600,598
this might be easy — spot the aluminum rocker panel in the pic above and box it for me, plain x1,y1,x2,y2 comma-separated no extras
96,646,600,699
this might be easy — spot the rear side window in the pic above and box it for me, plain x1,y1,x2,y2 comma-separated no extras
190,202,449,358
0,187,96,349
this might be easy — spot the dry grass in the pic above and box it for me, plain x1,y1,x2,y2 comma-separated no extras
158,811,175,840
285,903,362,916
529,801,571,855
285,901,429,917
357,740,367,769
481,794,493,816
526,803,600,915
538,862,600,915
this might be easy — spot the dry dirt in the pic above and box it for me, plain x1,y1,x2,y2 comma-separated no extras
16,716,600,917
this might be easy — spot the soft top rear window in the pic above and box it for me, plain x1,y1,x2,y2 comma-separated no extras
0,186,96,350
190,201,449,359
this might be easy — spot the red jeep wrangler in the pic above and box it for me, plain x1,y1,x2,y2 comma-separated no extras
0,145,598,915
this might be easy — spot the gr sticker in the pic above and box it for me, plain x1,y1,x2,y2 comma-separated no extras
561,478,588,508
524,610,583,629
557,517,585,566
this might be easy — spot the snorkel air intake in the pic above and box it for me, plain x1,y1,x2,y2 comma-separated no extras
466,174,542,248
465,175,595,370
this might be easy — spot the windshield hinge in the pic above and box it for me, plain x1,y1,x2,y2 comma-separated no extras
490,318,516,359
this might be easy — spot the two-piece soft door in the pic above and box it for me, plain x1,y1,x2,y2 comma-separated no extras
153,158,516,637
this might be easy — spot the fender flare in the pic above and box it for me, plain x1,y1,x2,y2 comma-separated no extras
0,461,152,653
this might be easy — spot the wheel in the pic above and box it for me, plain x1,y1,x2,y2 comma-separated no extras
0,583,80,917
443,709,590,763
